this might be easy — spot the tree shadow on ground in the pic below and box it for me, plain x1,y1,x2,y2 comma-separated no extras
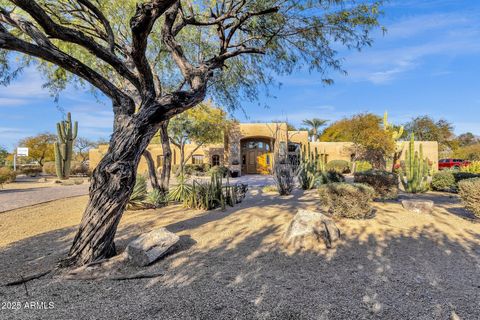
1,189,479,320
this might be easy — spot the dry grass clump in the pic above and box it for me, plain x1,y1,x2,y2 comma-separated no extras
318,182,375,219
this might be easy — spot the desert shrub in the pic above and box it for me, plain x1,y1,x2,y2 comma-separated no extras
60,180,75,186
209,165,229,177
262,185,277,193
70,161,90,176
431,171,456,192
127,175,148,209
43,161,56,175
354,169,399,199
326,160,351,173
322,170,345,183
21,165,42,177
0,167,17,187
146,189,168,208
318,183,375,219
354,161,372,173
453,172,480,184
460,161,480,174
458,178,480,218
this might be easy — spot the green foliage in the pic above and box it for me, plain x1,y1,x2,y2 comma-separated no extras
403,116,454,154
172,164,211,177
0,167,16,188
167,174,193,202
326,160,351,174
127,175,147,210
18,133,57,166
146,189,168,208
460,161,480,174
400,135,430,193
354,169,399,199
302,118,328,142
431,171,457,192
354,161,373,173
321,171,346,184
54,112,78,179
458,178,480,218
318,183,375,219
0,146,9,166
208,165,229,178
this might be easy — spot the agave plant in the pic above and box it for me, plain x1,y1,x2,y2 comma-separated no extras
146,189,168,208
127,175,147,210
168,173,193,202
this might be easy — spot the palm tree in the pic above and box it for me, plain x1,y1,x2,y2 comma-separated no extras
302,118,328,142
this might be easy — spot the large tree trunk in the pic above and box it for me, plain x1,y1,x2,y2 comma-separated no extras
159,121,171,191
62,118,159,267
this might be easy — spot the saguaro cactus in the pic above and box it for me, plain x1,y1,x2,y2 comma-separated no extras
55,112,78,179
400,134,430,193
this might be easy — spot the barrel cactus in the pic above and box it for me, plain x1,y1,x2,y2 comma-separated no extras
400,134,430,193
54,112,78,179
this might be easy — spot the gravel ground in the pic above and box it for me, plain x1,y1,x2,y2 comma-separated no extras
0,189,479,320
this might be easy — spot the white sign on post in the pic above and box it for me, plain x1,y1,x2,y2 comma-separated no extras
17,147,29,157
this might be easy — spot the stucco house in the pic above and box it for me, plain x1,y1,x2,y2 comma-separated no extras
89,122,438,176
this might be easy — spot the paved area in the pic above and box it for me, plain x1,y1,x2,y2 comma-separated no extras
0,183,89,213
0,175,273,213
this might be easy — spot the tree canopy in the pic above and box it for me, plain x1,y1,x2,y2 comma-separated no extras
18,132,56,166
320,113,395,168
403,116,454,154
302,118,328,141
0,0,383,111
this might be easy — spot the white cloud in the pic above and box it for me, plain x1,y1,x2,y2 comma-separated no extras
342,10,480,84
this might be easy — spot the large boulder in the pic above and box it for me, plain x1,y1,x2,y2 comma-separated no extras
401,200,434,214
126,228,179,267
284,209,341,249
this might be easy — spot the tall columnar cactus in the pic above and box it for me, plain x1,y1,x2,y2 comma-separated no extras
400,134,430,193
384,111,404,171
383,111,404,140
55,112,78,179
297,143,327,190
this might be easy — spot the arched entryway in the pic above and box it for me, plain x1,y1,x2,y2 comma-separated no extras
240,137,274,174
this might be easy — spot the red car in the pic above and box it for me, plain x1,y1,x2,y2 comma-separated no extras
438,158,470,170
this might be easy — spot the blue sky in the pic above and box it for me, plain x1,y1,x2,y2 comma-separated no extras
1,0,480,151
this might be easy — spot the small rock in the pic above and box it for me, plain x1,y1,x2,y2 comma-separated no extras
38,177,48,182
401,200,434,213
126,228,179,267
284,209,341,249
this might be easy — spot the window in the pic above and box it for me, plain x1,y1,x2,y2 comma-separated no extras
192,155,204,164
258,142,264,149
265,144,270,151
242,155,246,165
211,155,220,166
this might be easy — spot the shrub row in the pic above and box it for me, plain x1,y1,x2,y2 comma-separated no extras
431,170,480,192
